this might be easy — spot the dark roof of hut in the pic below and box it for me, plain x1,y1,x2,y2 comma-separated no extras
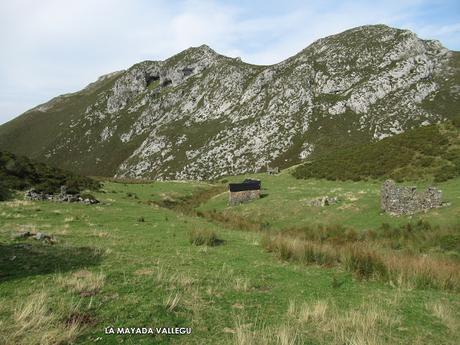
228,179,261,192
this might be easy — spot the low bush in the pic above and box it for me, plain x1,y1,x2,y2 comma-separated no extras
342,245,387,280
189,229,222,246
262,234,339,266
278,221,459,256
0,150,100,194
198,210,262,232
434,164,457,182
293,124,459,182
384,253,460,291
0,182,11,201
262,231,460,291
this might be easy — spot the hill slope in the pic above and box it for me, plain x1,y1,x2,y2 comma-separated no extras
0,151,100,199
0,25,458,180
293,121,460,182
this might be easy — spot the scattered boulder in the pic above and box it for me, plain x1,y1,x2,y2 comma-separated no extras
381,179,443,216
25,186,99,204
12,231,56,244
308,196,339,207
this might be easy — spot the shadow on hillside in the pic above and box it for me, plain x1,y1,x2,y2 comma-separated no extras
0,242,103,283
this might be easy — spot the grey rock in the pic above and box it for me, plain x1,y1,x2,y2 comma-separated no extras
34,232,46,240
308,196,339,207
24,186,99,204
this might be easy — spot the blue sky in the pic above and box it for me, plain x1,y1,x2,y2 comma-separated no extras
0,0,459,125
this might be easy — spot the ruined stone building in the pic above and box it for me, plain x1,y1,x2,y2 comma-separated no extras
228,179,261,206
381,179,443,215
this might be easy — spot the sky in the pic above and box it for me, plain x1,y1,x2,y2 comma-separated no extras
0,0,459,125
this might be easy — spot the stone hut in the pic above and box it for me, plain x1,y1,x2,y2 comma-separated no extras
381,179,443,215
228,179,261,206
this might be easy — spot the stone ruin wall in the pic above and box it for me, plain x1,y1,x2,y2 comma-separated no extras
381,180,443,215
229,190,260,206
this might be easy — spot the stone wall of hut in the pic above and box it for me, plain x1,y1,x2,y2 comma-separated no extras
229,190,260,206
381,179,443,215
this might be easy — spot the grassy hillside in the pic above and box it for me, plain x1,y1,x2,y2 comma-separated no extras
0,73,122,160
0,151,100,198
293,121,460,182
0,173,459,344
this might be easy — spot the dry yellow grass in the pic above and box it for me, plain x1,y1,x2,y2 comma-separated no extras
57,270,105,296
92,230,109,238
169,272,196,290
384,254,460,291
298,300,328,323
426,301,459,333
233,318,299,345
4,200,34,208
164,292,181,312
263,234,460,291
133,268,155,276
0,293,82,345
234,277,251,292
286,298,398,345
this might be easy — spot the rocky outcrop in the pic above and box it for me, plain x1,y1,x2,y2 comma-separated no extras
13,231,56,244
381,179,443,215
308,196,339,207
25,186,99,205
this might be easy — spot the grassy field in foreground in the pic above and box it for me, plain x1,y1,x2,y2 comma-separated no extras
0,176,459,344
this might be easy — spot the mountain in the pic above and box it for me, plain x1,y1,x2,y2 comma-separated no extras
0,24,458,180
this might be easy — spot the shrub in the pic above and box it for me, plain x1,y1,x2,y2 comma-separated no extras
0,182,11,201
439,234,460,251
189,229,222,246
0,150,100,194
262,229,460,291
262,234,339,266
452,116,460,128
342,245,387,280
434,165,457,182
293,124,458,181
384,254,460,291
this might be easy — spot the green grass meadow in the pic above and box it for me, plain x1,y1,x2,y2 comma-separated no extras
0,175,459,344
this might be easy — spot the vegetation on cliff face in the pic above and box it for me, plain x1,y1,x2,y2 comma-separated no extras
292,121,460,182
0,151,100,197
0,25,458,180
